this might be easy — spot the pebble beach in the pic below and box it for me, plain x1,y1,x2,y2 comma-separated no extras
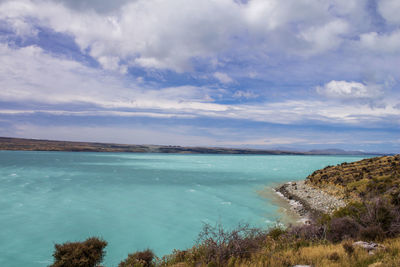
275,180,346,221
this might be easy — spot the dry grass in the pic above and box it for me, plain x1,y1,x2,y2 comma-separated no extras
165,237,400,267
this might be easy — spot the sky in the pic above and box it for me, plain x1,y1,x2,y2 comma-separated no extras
0,0,399,153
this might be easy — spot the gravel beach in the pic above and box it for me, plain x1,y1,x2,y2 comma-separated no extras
275,180,346,221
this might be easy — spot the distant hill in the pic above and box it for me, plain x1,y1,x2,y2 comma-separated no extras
0,136,383,155
306,154,400,202
308,148,371,155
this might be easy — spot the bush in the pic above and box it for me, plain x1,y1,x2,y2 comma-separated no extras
328,252,340,261
327,217,360,243
50,237,107,267
329,198,400,239
193,223,267,265
359,225,385,241
342,242,354,257
361,198,394,232
333,202,366,222
119,249,155,267
288,224,324,240
268,226,286,240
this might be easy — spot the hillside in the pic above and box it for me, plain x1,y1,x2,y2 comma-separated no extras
306,155,400,203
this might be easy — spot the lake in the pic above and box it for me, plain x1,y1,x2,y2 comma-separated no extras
0,151,371,266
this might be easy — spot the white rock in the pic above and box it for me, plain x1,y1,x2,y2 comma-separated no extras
352,241,385,252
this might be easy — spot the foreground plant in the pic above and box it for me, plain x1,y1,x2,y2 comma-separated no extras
50,237,107,267
119,249,155,267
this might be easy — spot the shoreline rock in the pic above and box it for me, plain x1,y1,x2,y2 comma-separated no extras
352,241,386,255
275,180,346,222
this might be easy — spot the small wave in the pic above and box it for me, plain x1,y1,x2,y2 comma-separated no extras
289,199,302,207
201,218,211,223
186,189,196,193
274,190,285,198
10,173,18,177
221,201,231,205
35,260,52,264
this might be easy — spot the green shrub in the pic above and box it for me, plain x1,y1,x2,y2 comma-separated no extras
50,237,107,267
333,202,366,222
268,226,286,240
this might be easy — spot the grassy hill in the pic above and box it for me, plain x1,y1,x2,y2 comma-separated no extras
306,155,400,203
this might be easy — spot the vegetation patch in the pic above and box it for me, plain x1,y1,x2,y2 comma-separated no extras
50,237,107,267
307,155,400,202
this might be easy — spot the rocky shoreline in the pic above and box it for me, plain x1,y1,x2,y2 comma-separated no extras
275,180,346,222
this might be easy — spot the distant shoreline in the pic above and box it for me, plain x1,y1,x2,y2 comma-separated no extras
0,137,383,155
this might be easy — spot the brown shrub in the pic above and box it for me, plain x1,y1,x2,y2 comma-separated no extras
328,252,340,261
342,242,354,256
359,225,385,241
118,249,155,267
50,237,107,267
288,224,324,240
327,217,360,243
193,223,267,265
361,198,394,232
331,198,400,239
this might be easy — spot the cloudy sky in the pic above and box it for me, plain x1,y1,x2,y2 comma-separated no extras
0,0,399,152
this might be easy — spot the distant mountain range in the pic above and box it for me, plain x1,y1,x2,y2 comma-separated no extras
0,137,385,155
307,148,374,155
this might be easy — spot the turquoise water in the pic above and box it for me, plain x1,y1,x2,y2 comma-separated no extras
0,151,371,266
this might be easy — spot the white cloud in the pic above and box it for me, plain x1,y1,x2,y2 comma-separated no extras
9,124,219,146
5,17,38,37
0,43,223,112
1,43,399,128
232,90,258,99
298,19,349,54
316,80,384,99
0,0,242,72
213,72,234,84
0,0,371,72
378,0,400,25
53,0,132,13
359,30,400,53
